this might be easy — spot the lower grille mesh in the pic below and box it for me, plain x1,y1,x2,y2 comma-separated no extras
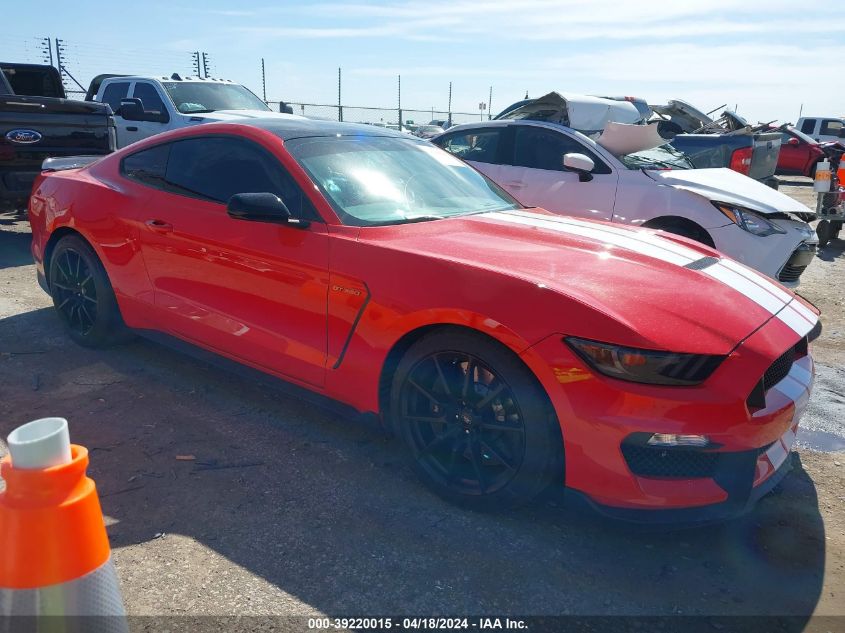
778,264,808,283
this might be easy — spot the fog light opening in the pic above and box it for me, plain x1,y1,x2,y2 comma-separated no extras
647,433,710,448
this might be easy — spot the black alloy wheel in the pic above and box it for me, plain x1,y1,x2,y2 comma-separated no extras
51,248,99,336
400,350,526,496
391,329,563,510
49,235,132,348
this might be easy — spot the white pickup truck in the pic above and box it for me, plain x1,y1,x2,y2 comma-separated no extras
87,74,299,148
796,116,845,143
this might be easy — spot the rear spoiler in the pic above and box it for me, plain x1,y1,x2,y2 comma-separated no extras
42,156,102,172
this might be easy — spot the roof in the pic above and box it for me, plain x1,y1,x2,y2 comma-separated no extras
233,117,412,141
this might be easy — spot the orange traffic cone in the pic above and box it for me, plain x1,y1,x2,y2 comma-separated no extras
0,417,128,633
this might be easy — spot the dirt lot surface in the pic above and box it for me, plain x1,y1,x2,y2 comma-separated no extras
1,179,844,631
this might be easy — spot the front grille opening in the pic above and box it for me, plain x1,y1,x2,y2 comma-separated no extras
778,264,808,283
746,335,808,410
621,443,719,479
764,346,796,391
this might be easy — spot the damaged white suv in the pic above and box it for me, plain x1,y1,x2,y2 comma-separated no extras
433,117,817,286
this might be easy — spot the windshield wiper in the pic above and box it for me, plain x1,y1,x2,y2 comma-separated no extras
398,215,444,224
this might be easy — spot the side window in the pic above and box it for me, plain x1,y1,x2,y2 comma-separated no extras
121,144,170,188
513,127,611,174
100,82,131,113
131,82,166,115
800,119,816,135
435,129,501,164
820,119,843,136
163,137,317,219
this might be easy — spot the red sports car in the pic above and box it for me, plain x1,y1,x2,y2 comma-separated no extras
772,124,835,178
27,120,820,522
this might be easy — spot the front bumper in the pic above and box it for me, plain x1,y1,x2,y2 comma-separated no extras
580,447,793,525
524,312,815,522
708,220,817,287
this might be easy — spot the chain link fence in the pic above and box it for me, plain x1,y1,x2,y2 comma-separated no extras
268,102,484,128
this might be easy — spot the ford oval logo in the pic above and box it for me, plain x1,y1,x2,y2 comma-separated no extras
5,129,43,144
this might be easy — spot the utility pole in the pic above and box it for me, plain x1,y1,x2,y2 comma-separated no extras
337,67,342,122
54,39,85,92
488,86,493,120
447,82,452,128
261,58,267,102
202,52,210,79
191,52,201,77
397,74,402,131
54,38,64,89
41,37,53,67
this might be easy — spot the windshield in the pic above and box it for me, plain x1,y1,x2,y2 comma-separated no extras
163,82,270,114
620,144,694,170
783,126,818,145
286,136,521,226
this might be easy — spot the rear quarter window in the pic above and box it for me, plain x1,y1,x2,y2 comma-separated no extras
800,119,816,134
121,144,170,188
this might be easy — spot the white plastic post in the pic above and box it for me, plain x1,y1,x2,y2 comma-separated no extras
7,417,72,469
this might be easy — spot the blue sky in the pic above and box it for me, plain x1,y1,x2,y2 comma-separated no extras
3,0,843,123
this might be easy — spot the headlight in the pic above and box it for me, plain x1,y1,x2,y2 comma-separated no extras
566,337,724,386
712,202,787,237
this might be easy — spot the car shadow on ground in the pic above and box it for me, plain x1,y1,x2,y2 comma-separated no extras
776,178,813,187
817,238,845,262
0,307,827,627
0,226,33,270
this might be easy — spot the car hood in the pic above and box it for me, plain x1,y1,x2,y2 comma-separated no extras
644,168,813,215
365,209,816,354
495,91,643,133
191,110,305,121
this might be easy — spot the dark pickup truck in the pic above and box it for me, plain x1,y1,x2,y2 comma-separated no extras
650,100,782,188
1,62,115,213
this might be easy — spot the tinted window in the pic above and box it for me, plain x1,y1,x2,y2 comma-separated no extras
435,129,501,164
121,144,170,187
101,82,130,113
513,126,610,174
800,119,816,134
820,119,843,135
164,137,316,219
132,82,166,114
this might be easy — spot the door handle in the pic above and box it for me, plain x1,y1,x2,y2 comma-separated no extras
126,126,138,132
505,182,524,188
145,219,173,233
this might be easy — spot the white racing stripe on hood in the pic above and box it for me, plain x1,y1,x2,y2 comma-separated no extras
507,210,704,262
488,212,695,266
484,210,819,338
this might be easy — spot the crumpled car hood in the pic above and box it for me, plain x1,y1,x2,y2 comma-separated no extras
645,168,813,215
495,92,643,134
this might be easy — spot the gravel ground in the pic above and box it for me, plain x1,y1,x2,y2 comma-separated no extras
0,179,843,630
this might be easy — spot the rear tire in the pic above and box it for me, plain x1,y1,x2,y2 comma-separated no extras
48,235,132,348
389,329,563,510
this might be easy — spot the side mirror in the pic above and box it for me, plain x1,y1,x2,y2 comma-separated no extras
839,128,845,139
563,152,595,182
787,137,800,146
279,101,294,114
118,98,169,123
227,193,308,227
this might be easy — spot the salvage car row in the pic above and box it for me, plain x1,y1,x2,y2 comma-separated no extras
3,60,843,523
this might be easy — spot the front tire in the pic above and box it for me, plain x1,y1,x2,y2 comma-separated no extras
389,329,563,510
49,235,131,348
